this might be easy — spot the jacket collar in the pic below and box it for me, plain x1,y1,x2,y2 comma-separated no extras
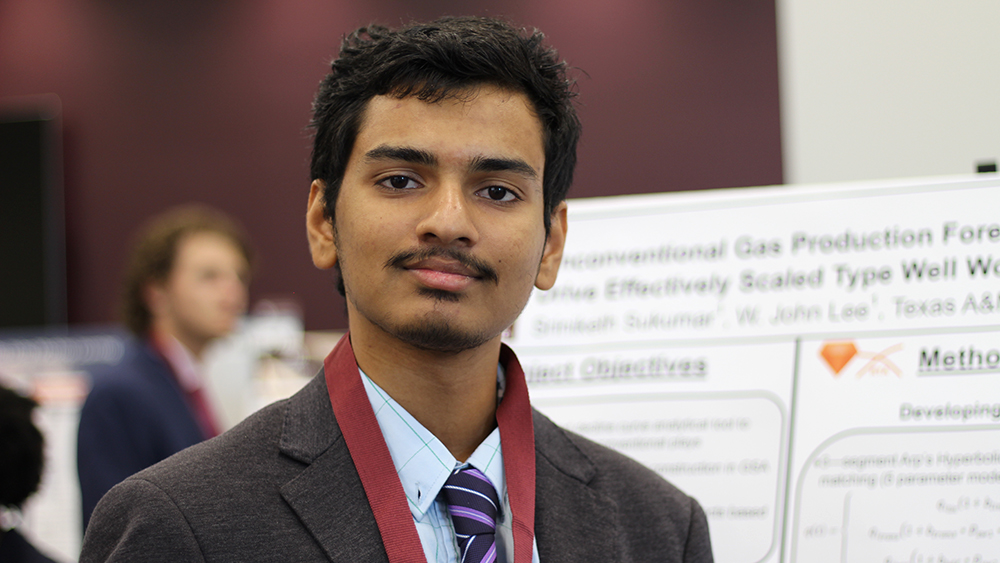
277,365,390,562
274,339,619,562
532,409,620,562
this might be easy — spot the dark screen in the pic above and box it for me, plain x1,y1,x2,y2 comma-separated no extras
0,108,65,328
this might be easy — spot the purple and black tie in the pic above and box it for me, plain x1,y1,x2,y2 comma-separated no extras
442,466,500,563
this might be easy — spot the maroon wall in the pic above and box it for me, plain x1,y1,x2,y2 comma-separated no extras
0,0,781,331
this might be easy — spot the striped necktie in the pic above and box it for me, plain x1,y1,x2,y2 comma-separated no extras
442,466,500,563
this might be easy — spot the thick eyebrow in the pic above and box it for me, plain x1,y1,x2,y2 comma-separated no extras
469,155,538,180
364,145,437,166
364,145,538,180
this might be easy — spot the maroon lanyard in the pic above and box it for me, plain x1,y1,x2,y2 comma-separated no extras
323,334,536,563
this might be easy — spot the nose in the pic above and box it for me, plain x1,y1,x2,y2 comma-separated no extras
415,182,479,247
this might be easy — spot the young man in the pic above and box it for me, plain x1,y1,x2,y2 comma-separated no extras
80,17,713,562
77,205,251,530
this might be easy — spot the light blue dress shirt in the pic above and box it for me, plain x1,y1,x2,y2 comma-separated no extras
360,368,540,563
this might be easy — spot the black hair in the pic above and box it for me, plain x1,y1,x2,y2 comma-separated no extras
309,16,580,249
0,385,44,509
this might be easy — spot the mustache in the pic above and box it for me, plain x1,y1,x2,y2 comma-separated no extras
386,247,499,285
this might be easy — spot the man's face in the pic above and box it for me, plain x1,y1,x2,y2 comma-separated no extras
307,87,566,352
149,231,250,350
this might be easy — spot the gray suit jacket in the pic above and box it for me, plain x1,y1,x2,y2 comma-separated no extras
80,367,713,562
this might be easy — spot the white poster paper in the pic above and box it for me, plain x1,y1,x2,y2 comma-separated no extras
506,174,1000,563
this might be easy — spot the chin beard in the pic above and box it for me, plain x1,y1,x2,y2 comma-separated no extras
390,319,493,353
345,285,500,353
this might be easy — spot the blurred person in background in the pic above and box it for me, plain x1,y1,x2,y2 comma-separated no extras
76,205,252,530
0,384,58,563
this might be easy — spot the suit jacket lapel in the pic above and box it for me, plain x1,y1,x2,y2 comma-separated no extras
272,348,621,562
277,371,390,562
533,410,621,562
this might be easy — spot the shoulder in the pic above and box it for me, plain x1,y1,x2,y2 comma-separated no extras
81,397,295,560
119,384,299,493
533,408,692,505
85,339,168,395
80,341,182,429
81,374,344,560
532,409,714,562
79,478,205,562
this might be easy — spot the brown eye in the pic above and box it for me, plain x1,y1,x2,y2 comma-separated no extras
378,175,420,190
388,176,412,189
486,186,511,201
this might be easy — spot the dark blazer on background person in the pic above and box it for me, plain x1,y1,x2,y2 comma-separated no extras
77,338,206,529
0,529,59,563
80,336,713,563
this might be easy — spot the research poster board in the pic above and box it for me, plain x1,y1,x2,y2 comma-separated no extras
505,174,1000,563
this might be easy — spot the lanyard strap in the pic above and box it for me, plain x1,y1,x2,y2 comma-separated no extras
496,344,537,563
323,334,536,563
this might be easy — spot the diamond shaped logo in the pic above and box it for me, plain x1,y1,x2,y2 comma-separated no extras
820,341,857,375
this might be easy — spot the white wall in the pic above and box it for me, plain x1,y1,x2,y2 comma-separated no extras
777,0,1000,184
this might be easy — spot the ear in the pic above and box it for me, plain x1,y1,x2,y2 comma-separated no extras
306,179,338,270
535,201,568,290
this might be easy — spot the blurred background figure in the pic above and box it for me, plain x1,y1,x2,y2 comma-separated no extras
0,385,58,563
76,205,252,530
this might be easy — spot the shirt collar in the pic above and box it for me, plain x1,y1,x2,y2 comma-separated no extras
150,330,205,392
360,365,507,521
